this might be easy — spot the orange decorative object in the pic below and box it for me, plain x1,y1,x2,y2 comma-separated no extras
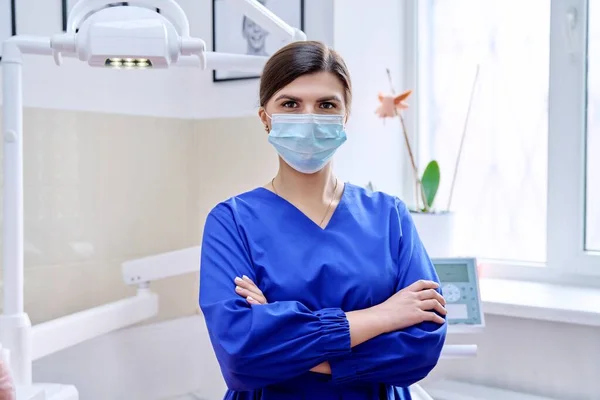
375,90,412,118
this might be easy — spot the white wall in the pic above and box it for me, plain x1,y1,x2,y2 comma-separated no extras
2,0,333,120
331,0,406,196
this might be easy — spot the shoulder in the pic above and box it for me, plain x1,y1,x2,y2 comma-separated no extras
344,183,410,216
344,184,415,245
204,187,272,226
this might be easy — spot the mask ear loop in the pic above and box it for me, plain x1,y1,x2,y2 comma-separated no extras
262,109,272,133
342,113,349,130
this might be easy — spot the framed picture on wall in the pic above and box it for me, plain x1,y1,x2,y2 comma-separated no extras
212,0,305,82
62,1,161,31
0,0,17,61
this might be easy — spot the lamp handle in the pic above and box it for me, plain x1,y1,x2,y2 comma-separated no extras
67,0,190,37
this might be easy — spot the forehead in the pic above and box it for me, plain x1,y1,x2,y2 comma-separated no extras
273,72,345,100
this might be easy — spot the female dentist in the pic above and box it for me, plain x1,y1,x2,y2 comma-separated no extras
199,40,447,400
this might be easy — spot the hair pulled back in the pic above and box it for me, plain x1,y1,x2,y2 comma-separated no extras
259,41,352,112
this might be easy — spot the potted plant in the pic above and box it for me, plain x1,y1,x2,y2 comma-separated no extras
374,67,479,257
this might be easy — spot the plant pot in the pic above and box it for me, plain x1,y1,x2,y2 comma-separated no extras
409,211,456,258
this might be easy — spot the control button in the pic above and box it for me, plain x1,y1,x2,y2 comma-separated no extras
441,284,461,303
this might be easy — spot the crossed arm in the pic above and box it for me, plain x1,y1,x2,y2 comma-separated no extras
234,275,445,375
199,204,447,391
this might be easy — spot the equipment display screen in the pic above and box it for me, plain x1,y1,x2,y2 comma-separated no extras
435,263,470,283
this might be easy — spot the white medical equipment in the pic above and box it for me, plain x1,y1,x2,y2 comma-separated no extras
1,1,481,398
433,257,485,332
407,258,483,400
434,257,482,360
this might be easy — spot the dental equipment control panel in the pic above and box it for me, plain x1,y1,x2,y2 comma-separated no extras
432,257,485,330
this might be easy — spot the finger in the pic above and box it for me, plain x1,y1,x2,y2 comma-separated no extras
422,310,446,324
417,289,446,305
236,275,262,294
246,296,262,305
407,279,439,292
420,299,447,316
235,286,267,304
234,276,255,290
235,276,266,299
241,275,256,285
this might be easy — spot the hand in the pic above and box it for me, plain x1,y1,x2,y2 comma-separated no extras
373,280,447,333
234,275,268,305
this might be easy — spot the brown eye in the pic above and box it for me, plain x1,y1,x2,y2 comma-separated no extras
320,102,336,109
282,101,298,108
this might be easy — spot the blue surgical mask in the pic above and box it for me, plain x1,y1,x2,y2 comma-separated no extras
267,113,347,174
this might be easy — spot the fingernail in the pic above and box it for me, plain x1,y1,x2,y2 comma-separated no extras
247,296,255,302
234,276,243,282
242,275,250,280
235,286,242,292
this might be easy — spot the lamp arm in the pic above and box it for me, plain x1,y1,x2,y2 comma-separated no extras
238,0,307,42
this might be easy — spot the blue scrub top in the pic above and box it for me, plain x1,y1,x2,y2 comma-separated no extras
199,183,447,400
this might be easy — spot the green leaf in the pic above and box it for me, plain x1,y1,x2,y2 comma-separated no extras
421,160,440,210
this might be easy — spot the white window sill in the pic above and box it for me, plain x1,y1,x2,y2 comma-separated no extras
479,278,600,326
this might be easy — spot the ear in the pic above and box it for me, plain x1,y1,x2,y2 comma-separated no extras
258,107,270,134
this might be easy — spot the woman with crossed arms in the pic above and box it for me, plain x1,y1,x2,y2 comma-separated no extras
200,40,447,400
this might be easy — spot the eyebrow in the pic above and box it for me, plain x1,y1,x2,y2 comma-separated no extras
274,94,343,103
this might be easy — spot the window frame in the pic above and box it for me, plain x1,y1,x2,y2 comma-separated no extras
403,0,600,286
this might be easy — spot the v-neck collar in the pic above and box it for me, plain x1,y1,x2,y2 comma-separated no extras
257,182,350,231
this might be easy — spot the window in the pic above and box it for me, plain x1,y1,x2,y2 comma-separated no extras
587,1,600,252
411,0,600,279
416,0,550,263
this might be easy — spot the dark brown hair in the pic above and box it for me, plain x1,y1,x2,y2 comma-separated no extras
259,41,352,112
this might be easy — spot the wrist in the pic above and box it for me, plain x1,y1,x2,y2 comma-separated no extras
344,305,389,347
368,304,391,334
